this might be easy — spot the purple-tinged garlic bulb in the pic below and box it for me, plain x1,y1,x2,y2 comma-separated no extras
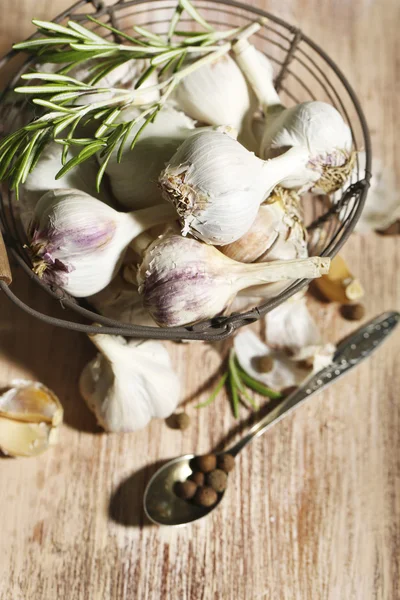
137,232,329,327
29,189,176,297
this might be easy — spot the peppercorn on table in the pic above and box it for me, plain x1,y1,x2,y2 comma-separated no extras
0,1,399,598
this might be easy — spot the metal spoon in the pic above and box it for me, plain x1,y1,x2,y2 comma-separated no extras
144,311,399,526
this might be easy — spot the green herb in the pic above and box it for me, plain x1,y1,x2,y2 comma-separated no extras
0,0,263,196
196,349,281,417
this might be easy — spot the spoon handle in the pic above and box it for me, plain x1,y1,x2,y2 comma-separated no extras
227,311,399,457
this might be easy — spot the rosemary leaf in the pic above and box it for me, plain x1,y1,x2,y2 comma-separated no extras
229,349,259,410
229,371,240,419
31,19,88,40
55,141,105,179
179,0,214,32
134,64,157,89
236,363,282,400
195,372,228,409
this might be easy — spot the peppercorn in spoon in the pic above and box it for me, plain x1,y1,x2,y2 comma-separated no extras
144,312,399,526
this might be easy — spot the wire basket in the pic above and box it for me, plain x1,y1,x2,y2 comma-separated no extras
0,0,371,341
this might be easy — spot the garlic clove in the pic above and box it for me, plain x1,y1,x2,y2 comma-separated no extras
29,189,177,297
0,380,63,457
159,129,309,245
313,255,364,304
80,334,180,432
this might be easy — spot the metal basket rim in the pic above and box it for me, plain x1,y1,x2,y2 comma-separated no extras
0,0,372,341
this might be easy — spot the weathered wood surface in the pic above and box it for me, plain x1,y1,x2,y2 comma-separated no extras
0,1,399,598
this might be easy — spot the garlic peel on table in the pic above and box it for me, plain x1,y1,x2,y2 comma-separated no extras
313,255,364,304
79,334,180,432
0,380,63,457
235,296,335,392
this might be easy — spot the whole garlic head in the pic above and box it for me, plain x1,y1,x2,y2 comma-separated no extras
79,334,180,432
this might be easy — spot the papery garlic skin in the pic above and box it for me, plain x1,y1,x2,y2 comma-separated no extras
137,232,330,327
159,130,309,245
0,380,63,457
20,141,113,232
173,53,252,131
105,106,196,209
79,334,180,432
354,152,400,233
29,189,176,297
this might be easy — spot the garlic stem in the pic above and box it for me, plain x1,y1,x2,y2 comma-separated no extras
124,203,177,239
88,332,130,363
260,147,309,196
231,257,330,290
233,38,281,109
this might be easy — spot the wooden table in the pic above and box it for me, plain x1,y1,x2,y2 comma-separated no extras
0,1,399,598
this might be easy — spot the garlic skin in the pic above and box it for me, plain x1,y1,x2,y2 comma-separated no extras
137,232,330,327
173,53,253,131
29,189,176,297
79,334,180,432
261,102,353,190
87,274,157,327
159,130,309,245
20,141,113,232
105,106,196,210
234,296,335,392
354,152,400,233
0,380,63,457
221,190,305,263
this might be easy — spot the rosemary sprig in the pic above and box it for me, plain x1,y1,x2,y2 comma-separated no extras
196,350,282,417
0,0,263,196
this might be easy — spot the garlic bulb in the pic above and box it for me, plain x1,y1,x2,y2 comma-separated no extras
137,232,330,327
234,40,353,192
29,189,177,297
0,380,63,457
221,190,304,263
20,141,112,232
159,130,309,245
105,106,196,210
87,274,157,327
173,53,252,131
79,333,180,432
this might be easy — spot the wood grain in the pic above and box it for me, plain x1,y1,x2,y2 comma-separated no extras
0,1,399,599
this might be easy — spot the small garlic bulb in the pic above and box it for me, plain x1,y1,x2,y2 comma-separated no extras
0,380,63,457
105,106,196,210
159,130,309,245
29,189,176,297
20,141,113,232
137,232,330,327
79,333,180,432
233,40,353,191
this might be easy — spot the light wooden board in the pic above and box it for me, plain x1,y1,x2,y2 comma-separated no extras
0,1,399,598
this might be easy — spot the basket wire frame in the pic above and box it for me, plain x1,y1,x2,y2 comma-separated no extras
0,0,371,341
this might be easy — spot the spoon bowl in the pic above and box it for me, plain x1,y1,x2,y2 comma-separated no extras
144,454,226,526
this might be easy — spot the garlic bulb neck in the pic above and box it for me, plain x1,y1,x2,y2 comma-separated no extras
233,39,282,109
159,130,309,245
88,332,131,363
29,189,176,297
